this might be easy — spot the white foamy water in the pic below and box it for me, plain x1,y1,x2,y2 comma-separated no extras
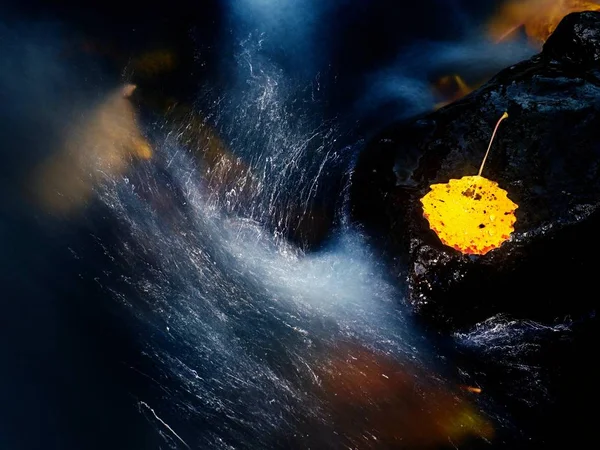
88,38,496,445
96,162,426,448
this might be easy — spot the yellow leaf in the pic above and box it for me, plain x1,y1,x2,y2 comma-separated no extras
421,175,517,255
420,112,518,255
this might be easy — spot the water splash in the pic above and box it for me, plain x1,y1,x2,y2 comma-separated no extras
1,4,554,448
455,314,572,403
184,33,350,249
79,31,498,445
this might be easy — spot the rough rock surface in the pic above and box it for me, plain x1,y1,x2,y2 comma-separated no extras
351,11,600,331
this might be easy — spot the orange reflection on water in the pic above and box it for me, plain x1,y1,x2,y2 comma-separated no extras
313,343,494,449
461,385,483,394
487,0,600,46
31,84,152,214
432,74,478,110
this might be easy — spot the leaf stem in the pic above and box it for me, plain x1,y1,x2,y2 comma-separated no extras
478,111,509,177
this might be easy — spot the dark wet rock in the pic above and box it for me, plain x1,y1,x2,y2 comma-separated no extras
543,11,600,68
350,11,600,331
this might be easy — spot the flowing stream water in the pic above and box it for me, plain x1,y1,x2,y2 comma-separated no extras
0,2,583,449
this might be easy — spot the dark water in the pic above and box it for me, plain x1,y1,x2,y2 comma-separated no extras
1,1,596,449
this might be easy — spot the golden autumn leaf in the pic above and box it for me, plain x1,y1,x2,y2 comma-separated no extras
420,112,518,255
487,0,600,46
421,175,518,254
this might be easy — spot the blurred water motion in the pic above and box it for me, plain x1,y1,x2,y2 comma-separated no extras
2,1,581,448
432,74,479,110
130,90,258,211
30,84,151,214
428,0,598,110
487,0,600,46
315,342,494,449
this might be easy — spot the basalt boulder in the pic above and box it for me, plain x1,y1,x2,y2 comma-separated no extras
350,11,600,331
